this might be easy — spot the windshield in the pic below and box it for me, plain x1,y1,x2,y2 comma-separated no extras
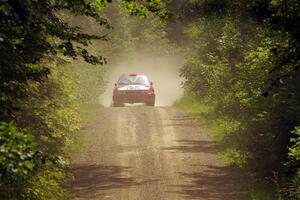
118,75,150,85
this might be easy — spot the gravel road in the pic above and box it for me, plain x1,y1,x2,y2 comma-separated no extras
70,106,246,200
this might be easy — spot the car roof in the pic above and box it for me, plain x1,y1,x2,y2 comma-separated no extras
120,73,147,77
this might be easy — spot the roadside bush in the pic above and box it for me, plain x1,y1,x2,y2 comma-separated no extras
0,0,168,198
279,127,300,199
0,121,47,199
178,1,300,198
24,165,69,200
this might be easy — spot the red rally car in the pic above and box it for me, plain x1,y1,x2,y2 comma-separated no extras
112,74,155,107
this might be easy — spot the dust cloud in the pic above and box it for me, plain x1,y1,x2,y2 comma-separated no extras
100,53,184,107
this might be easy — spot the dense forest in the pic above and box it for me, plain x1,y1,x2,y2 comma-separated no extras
171,0,300,199
0,0,299,199
0,0,167,199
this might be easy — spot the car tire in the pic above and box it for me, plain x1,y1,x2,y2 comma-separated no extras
146,101,155,106
113,101,124,107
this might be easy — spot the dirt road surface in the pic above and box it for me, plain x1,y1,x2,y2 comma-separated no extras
70,106,246,200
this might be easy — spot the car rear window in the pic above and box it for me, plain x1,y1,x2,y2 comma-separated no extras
118,75,150,85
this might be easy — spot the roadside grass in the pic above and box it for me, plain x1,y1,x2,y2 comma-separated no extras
66,102,102,198
173,95,276,200
247,181,277,200
79,103,102,124
173,95,212,114
68,103,102,156
25,165,71,200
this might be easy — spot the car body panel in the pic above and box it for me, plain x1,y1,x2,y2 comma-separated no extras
113,74,155,106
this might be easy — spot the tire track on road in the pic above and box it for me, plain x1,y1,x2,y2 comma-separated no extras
70,106,247,200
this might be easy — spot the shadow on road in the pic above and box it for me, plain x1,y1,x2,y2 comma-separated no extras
172,165,246,200
153,115,198,128
70,164,140,198
162,139,219,154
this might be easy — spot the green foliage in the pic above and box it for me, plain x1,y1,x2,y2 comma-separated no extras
173,94,212,114
0,61,76,199
0,0,167,117
122,0,169,21
221,148,245,168
279,126,300,199
247,181,276,200
210,117,241,142
0,122,40,183
0,0,107,119
289,127,300,161
279,175,300,200
0,0,168,198
0,121,56,199
24,166,69,200
176,0,300,198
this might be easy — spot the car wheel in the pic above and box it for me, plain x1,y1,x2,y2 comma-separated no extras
113,101,124,107
146,101,155,106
